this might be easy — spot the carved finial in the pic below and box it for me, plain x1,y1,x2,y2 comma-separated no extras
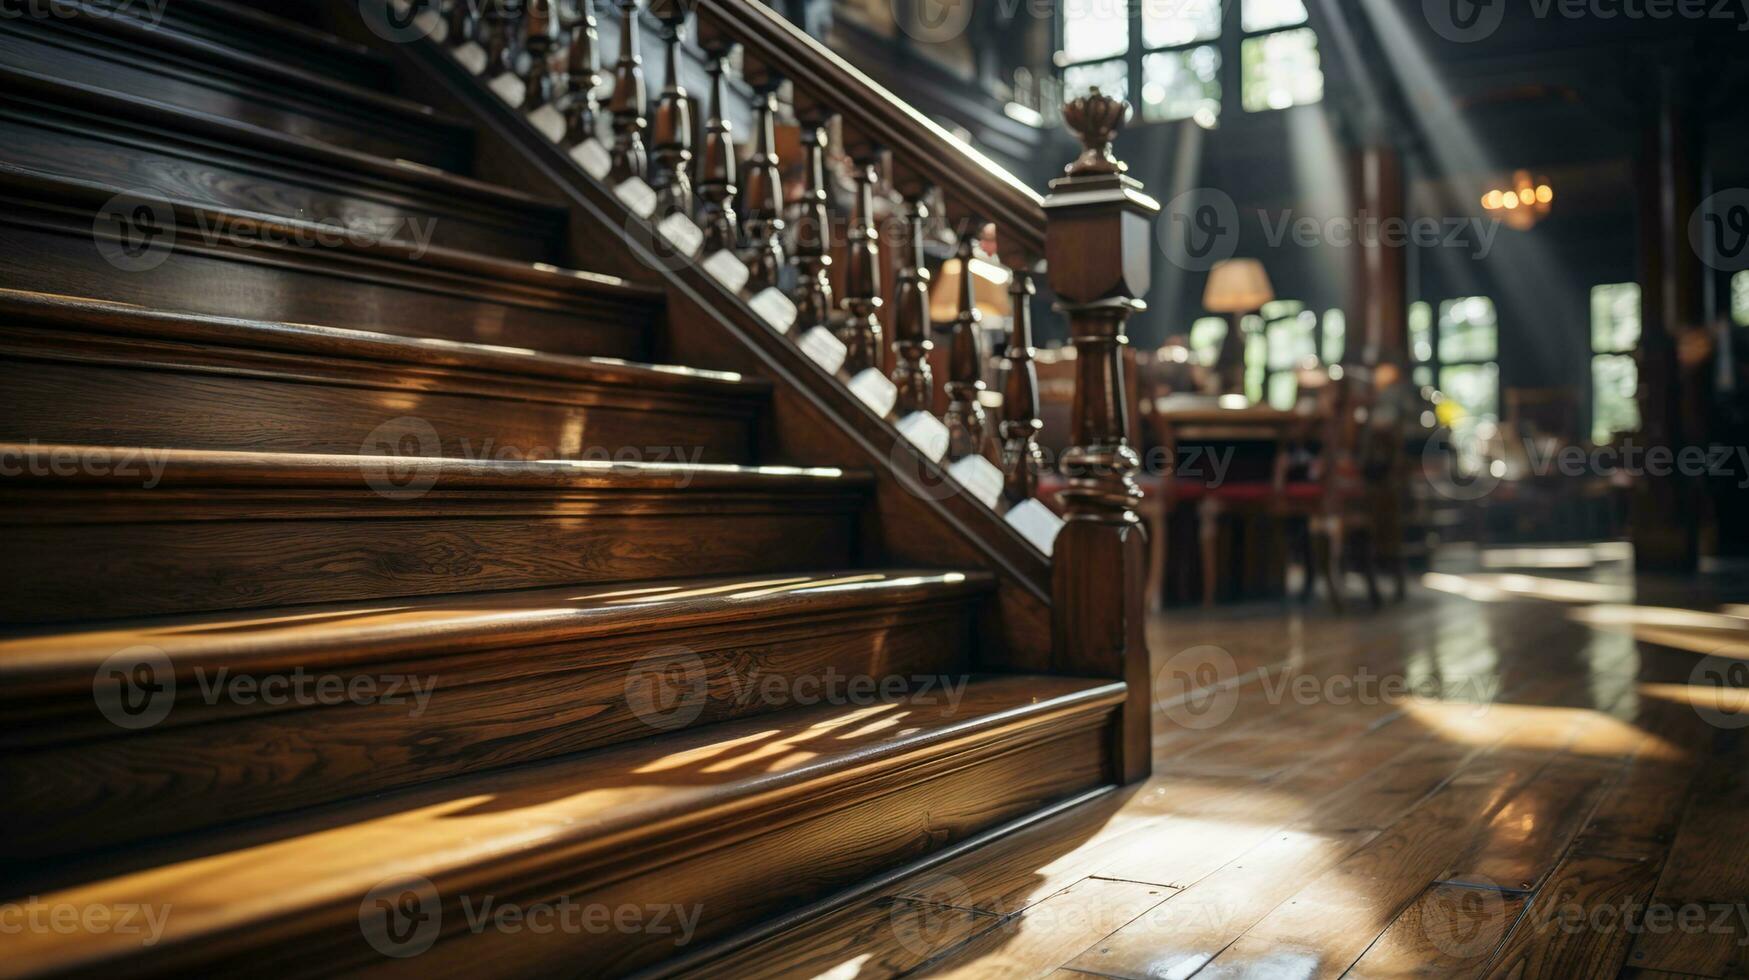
1061,87,1129,177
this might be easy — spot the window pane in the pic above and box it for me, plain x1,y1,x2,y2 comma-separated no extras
1592,353,1639,445
1141,45,1220,123
1589,282,1640,353
1439,362,1499,422
1409,301,1433,363
1266,309,1317,371
1267,370,1298,410
1322,309,1345,363
1241,28,1323,112
1190,316,1227,366
1063,0,1130,64
1413,365,1433,388
1734,271,1749,328
1143,0,1221,47
1244,314,1266,403
1242,0,1307,33
1063,58,1130,102
1438,296,1497,363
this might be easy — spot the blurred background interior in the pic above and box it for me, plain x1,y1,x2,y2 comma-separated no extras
762,0,1749,608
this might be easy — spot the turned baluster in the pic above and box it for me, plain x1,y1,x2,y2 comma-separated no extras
560,4,602,146
788,101,834,330
838,145,886,375
889,180,935,416
520,0,560,109
999,263,1042,504
607,0,647,183
447,0,476,47
483,0,516,79
1046,88,1159,784
694,30,739,255
942,229,992,460
648,0,693,218
739,66,785,292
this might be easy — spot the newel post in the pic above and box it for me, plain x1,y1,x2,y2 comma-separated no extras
1046,89,1159,784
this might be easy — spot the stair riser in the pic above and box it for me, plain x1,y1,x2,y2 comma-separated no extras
0,359,760,465
87,0,390,87
0,112,560,261
0,497,863,622
128,719,1114,978
2,606,975,862
0,23,468,170
0,217,653,359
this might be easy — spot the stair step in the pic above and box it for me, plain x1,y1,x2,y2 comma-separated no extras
0,6,471,169
0,290,766,464
88,0,393,87
0,167,660,357
3,675,1123,978
0,66,567,261
0,446,873,623
0,568,993,861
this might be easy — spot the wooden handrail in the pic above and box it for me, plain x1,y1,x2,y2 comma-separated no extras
694,0,1046,255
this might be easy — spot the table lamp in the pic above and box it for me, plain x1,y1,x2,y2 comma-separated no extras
1202,258,1273,396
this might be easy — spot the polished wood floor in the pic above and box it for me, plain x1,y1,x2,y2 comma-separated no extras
695,544,1749,979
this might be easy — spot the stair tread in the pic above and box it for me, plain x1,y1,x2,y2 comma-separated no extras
0,443,870,492
18,1,466,133
141,0,388,66
0,289,760,397
0,64,563,214
2,164,658,301
6,674,1124,974
0,569,994,695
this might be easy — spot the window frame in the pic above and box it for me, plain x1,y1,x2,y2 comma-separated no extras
1589,282,1641,446
1056,0,1323,126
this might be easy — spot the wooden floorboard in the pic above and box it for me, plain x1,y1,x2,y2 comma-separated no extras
683,555,1747,980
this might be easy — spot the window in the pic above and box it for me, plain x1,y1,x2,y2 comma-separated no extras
1435,297,1499,422
1590,283,1640,445
1734,271,1749,328
1409,300,1434,388
1242,301,1346,409
1189,315,1228,366
1057,1,1321,126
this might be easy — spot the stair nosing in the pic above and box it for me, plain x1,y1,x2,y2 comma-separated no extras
0,64,565,215
126,0,390,68
0,289,761,396
3,675,1124,976
0,165,663,303
0,569,997,697
0,443,873,491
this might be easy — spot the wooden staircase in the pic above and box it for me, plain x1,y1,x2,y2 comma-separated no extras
0,0,1158,975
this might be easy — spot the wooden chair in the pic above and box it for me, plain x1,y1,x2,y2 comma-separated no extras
1170,376,1384,612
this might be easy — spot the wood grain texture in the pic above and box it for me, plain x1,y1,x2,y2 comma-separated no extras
2,676,1122,977
0,570,990,860
0,17,468,169
1346,884,1530,980
1482,854,1662,980
919,877,1175,979
0,290,763,464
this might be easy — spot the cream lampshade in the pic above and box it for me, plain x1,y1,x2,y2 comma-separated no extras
1202,258,1274,314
